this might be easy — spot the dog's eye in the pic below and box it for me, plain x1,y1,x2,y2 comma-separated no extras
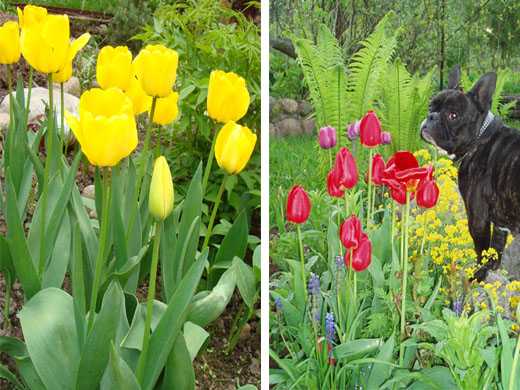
448,112,458,121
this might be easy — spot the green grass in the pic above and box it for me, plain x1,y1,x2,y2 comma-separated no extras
269,135,330,227
16,0,117,13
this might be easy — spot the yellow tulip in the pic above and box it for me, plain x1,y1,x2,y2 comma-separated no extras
149,156,174,220
207,70,250,123
126,76,152,115
151,91,179,125
65,88,137,167
134,44,178,98
0,21,21,64
53,32,91,83
215,121,257,175
96,46,133,91
18,6,70,74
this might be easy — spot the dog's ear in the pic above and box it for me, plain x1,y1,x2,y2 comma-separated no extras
469,72,497,112
447,65,461,89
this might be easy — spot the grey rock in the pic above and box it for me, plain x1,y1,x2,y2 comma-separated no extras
276,118,302,136
0,87,79,142
59,76,81,97
269,123,279,137
302,118,315,135
298,100,313,116
82,184,95,200
279,98,299,114
0,113,8,130
502,236,520,280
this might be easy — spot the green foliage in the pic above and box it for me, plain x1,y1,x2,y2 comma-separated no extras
269,51,306,99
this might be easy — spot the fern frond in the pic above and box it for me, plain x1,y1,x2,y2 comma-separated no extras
346,14,398,121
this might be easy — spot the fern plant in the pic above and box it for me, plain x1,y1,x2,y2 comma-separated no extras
379,62,434,153
293,25,348,134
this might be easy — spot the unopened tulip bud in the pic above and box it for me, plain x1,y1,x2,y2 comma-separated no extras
318,126,337,149
148,156,174,220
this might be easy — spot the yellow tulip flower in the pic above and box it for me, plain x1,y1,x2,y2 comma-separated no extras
96,46,133,91
126,75,152,115
151,91,179,125
215,121,257,175
65,88,137,167
134,44,178,98
53,32,91,83
18,5,70,74
149,156,174,220
207,70,250,123
0,21,21,64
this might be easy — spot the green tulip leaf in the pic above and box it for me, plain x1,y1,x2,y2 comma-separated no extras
121,300,167,351
184,321,209,361
212,210,248,269
100,342,141,390
333,338,382,362
233,257,257,308
161,334,195,390
19,288,79,390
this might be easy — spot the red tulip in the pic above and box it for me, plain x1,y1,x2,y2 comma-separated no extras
340,215,362,249
286,185,311,224
384,151,428,192
381,177,415,205
359,111,382,147
334,147,358,190
327,169,344,198
344,233,372,271
371,154,385,185
416,178,439,208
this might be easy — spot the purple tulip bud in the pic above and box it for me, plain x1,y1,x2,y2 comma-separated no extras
319,126,337,149
347,120,360,140
381,131,392,145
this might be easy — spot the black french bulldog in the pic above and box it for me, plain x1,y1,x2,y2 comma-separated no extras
421,65,520,282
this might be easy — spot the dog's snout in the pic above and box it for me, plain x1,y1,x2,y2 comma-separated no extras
427,112,439,122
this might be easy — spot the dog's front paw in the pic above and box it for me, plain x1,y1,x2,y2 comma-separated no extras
470,266,489,283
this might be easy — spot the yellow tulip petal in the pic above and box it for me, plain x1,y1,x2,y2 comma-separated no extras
96,46,133,91
0,21,20,64
152,91,179,125
207,70,250,123
134,44,178,97
215,122,256,175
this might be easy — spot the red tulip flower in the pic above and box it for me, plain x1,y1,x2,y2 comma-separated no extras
371,154,385,185
384,151,428,192
359,111,382,148
417,178,439,208
334,147,358,190
327,169,344,198
286,185,311,224
344,233,372,271
340,215,362,249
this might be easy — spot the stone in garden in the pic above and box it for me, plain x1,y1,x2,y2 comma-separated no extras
0,87,79,142
269,123,279,137
276,117,302,136
0,112,8,130
298,100,313,116
279,98,299,114
302,118,315,135
58,76,81,97
502,236,520,280
82,184,95,200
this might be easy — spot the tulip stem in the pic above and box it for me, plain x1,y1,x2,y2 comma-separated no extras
351,248,357,308
328,149,333,170
367,148,374,228
296,224,305,295
399,191,411,367
136,221,162,384
509,331,520,390
3,272,11,329
25,67,33,126
344,191,349,218
202,174,227,251
125,97,158,241
88,168,112,331
38,74,55,277
60,82,65,155
202,128,217,193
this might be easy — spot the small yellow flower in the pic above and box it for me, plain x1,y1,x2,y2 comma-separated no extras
207,70,250,123
18,5,70,74
0,21,21,64
53,32,91,83
96,45,133,91
151,91,179,125
65,88,137,167
134,44,178,98
149,156,174,221
215,121,257,175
